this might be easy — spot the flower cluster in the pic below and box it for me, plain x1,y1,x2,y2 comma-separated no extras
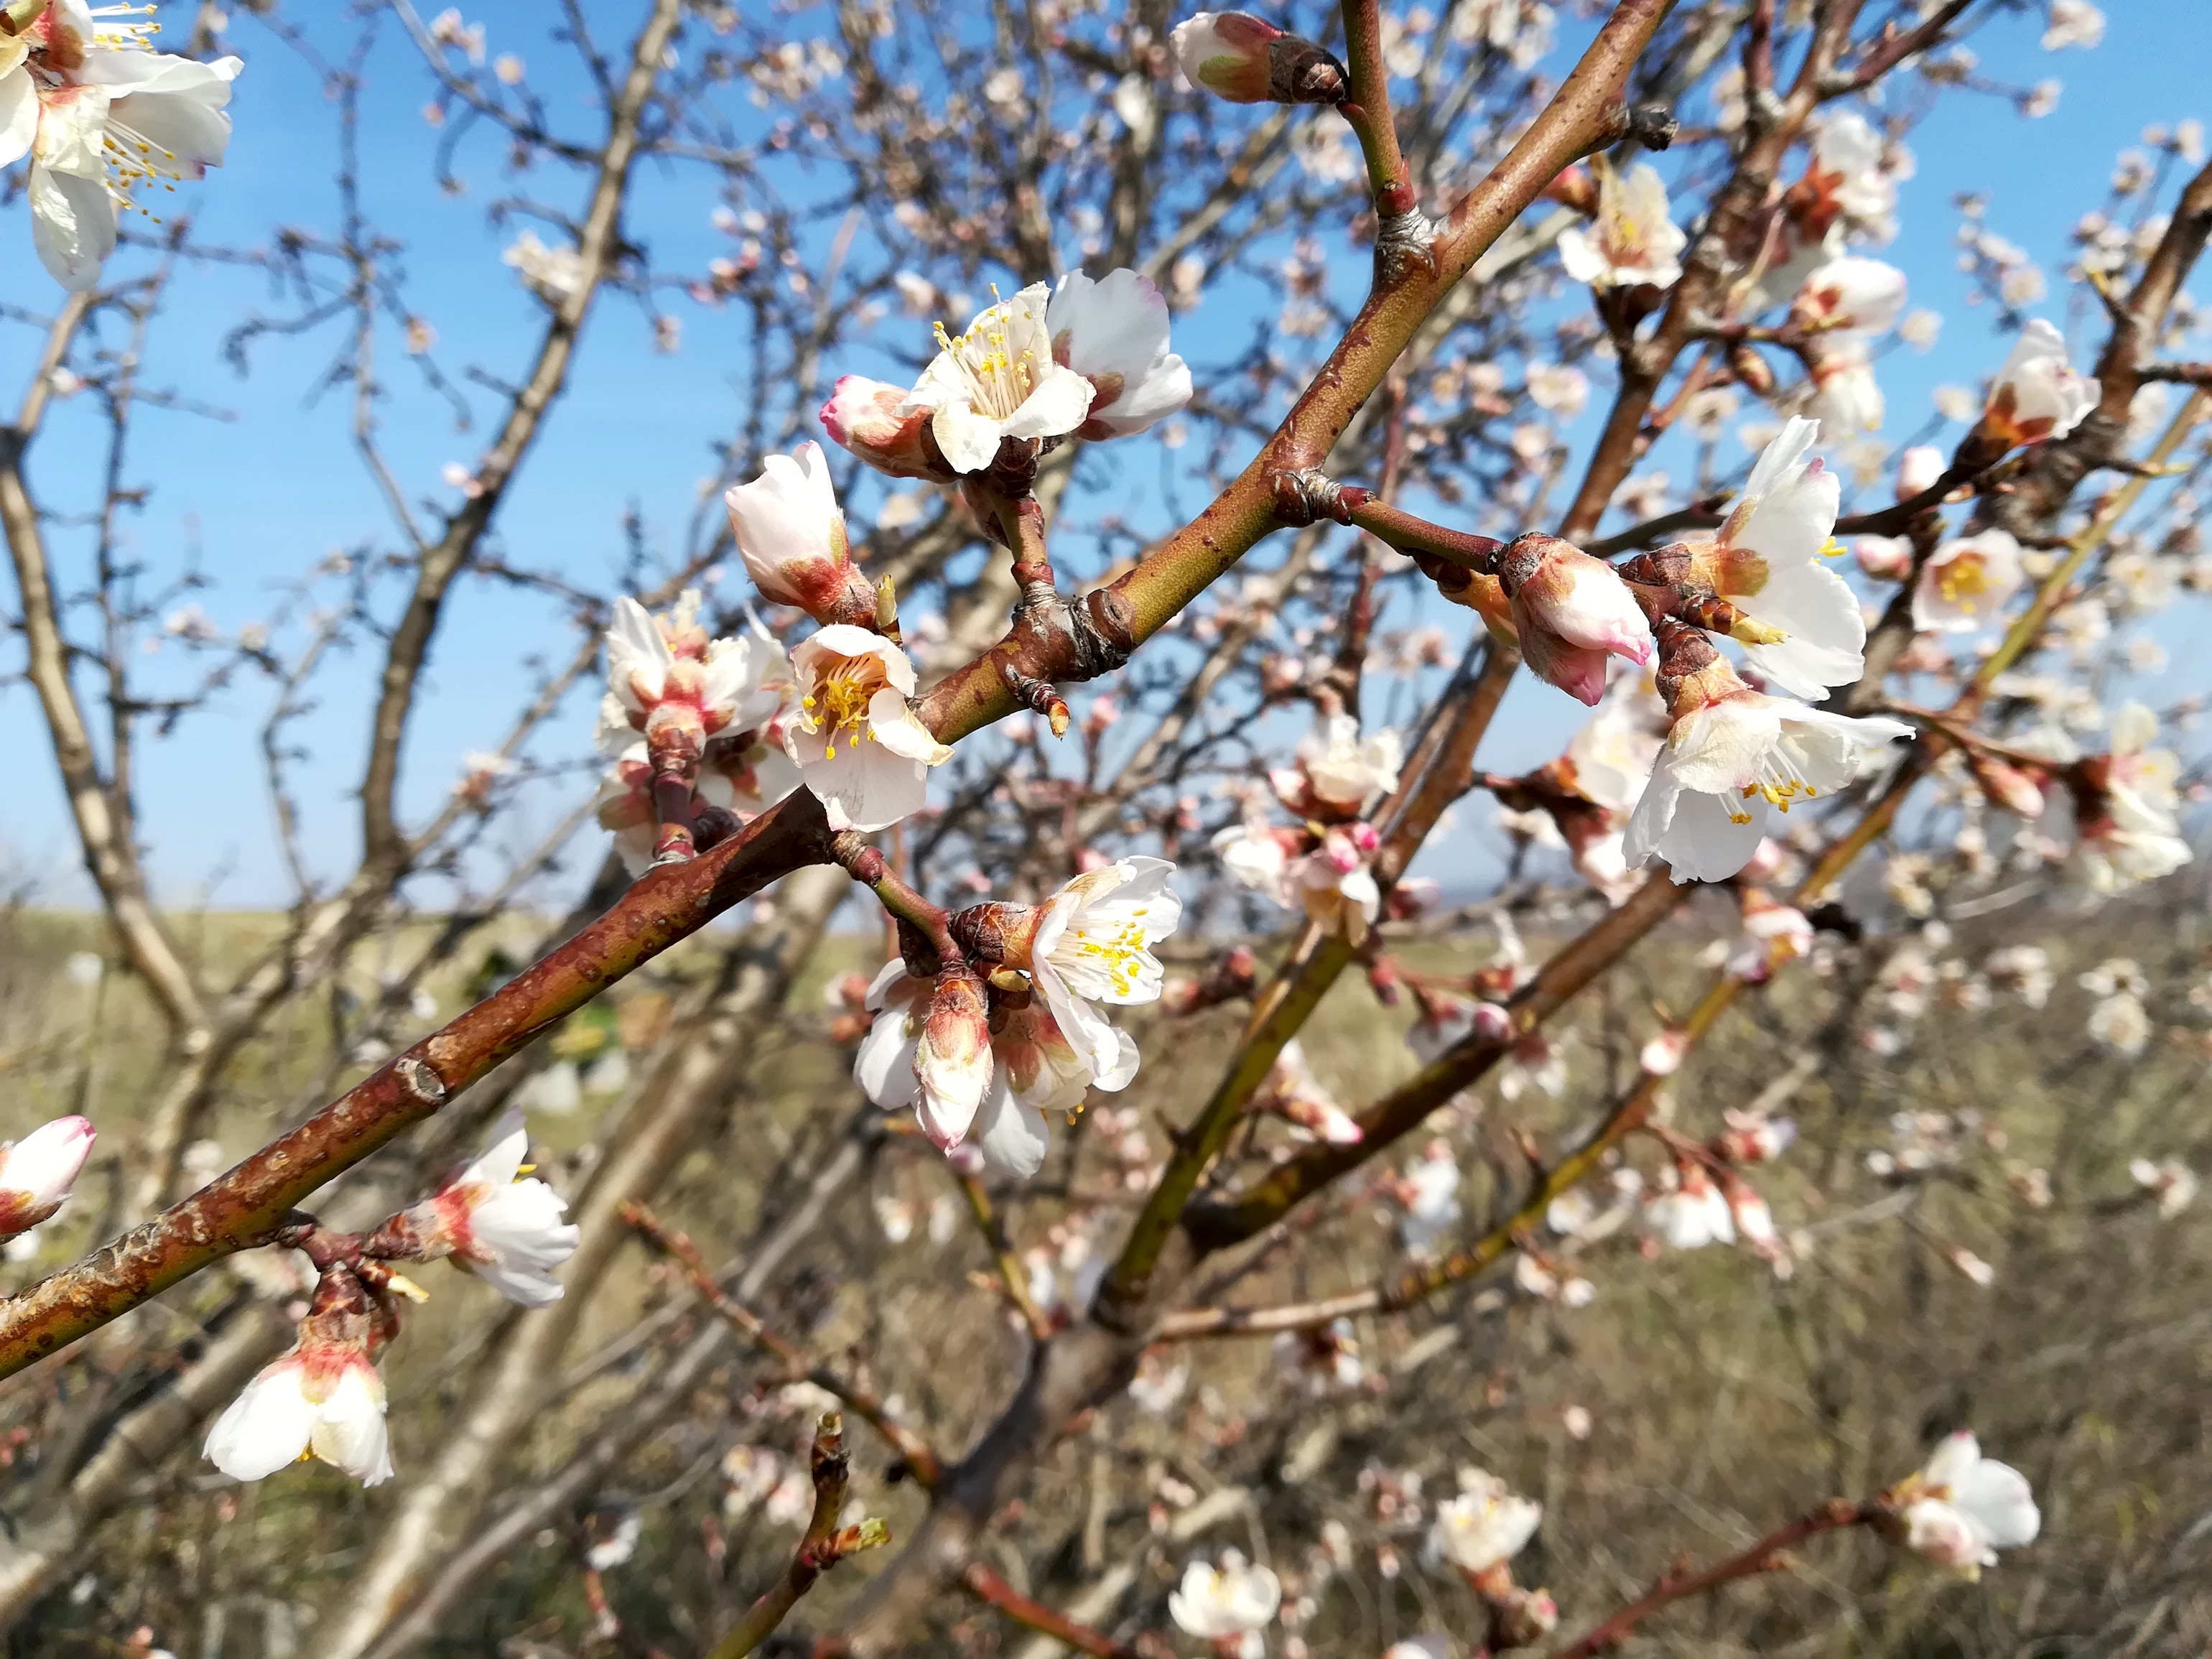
203,1115,580,1487
854,859,1181,1178
1214,714,1403,944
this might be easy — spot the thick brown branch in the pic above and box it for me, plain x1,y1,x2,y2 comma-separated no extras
0,792,834,1382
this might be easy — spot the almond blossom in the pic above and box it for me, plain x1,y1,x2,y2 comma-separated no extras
1557,159,1686,289
2041,0,2104,51
1976,319,2099,451
1913,529,2025,633
1046,268,1192,440
1805,339,1885,434
1495,533,1655,706
1168,13,1286,103
1168,1553,1281,1646
1790,256,1908,337
1670,416,1865,699
2129,1156,2199,1219
1288,713,1404,814
1212,816,1300,906
908,284,1095,473
1642,1164,1735,1250
1000,856,1180,1084
1802,112,1898,245
2071,701,2190,892
1291,823,1383,943
386,1114,581,1308
2,2,243,291
597,592,787,761
914,968,995,1151
0,1114,95,1235
783,624,952,831
1430,1469,1542,1575
1625,625,1912,883
819,375,949,479
1893,1432,2040,1576
203,1268,394,1487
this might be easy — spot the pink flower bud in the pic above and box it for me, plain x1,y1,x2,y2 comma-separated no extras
1855,535,1913,580
1168,12,1345,106
914,969,995,1150
819,375,950,480
1496,533,1654,707
1896,445,1946,500
724,442,863,621
1169,11,1280,101
0,1115,94,1235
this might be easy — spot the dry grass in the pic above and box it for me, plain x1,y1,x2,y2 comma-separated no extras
3,895,2210,1658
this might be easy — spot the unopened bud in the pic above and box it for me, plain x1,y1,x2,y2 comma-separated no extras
1728,343,1775,395
1896,444,1946,501
1854,535,1913,580
1496,532,1654,707
0,1115,95,1235
1484,1585,1560,1650
820,375,952,480
1966,750,2048,819
1169,11,1347,106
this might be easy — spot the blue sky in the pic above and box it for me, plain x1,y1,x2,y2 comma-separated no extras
2,1,2208,911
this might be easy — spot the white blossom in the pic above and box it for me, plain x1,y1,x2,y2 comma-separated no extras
1169,1553,1282,1639
399,1114,580,1307
1626,690,1913,884
1980,320,2099,449
1897,1432,2040,1576
783,625,952,831
1430,1470,1542,1574
908,284,1095,472
1,5,243,291
1558,160,1686,289
1686,417,1864,698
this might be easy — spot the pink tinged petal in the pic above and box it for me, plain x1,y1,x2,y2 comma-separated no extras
854,1001,924,1110
0,1115,96,1230
1520,628,1612,706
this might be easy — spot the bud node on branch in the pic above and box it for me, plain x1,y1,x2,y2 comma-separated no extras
1268,467,1353,528
1375,208,1441,285
394,1057,447,1106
